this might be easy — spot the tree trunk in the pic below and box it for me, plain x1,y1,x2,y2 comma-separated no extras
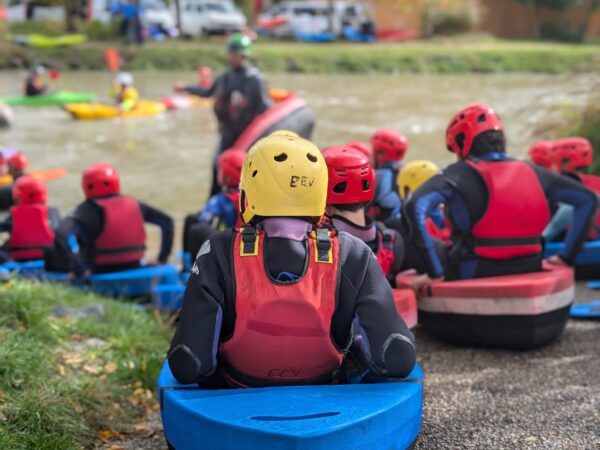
174,0,181,32
579,0,600,40
532,2,541,39
328,0,334,33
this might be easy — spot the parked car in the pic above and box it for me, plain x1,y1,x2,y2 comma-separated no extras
89,0,176,31
178,0,247,37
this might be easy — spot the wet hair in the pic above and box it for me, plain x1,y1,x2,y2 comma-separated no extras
470,131,506,156
331,202,369,213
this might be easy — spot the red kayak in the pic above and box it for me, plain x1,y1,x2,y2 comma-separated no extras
234,93,315,152
393,288,417,330
397,264,574,349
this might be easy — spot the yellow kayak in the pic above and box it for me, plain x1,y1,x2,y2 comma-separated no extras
64,101,167,121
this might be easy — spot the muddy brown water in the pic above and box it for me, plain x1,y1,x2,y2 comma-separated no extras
0,71,597,253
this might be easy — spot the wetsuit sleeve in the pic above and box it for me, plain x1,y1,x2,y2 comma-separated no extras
229,75,271,138
183,77,218,98
198,194,225,225
536,168,598,263
138,201,174,263
0,217,11,233
335,234,416,378
168,231,234,384
404,174,457,278
543,204,573,242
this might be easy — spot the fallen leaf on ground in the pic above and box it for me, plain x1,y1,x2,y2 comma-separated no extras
59,365,66,376
107,445,125,450
70,333,85,342
0,411,6,422
83,364,101,374
63,353,83,365
133,388,145,396
97,429,120,442
105,362,118,373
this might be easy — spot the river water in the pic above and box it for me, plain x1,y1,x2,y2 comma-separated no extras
0,71,597,250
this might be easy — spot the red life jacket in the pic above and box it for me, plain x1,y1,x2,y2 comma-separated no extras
92,196,146,266
579,174,600,239
375,225,395,276
224,189,244,228
466,159,550,260
9,204,54,261
221,227,343,387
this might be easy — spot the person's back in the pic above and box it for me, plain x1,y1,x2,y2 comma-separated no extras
322,145,404,285
404,103,597,283
59,163,174,274
168,133,416,387
7,176,55,261
25,67,47,97
370,129,408,222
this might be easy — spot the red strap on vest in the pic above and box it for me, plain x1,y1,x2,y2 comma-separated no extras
9,205,54,261
375,228,395,276
93,196,146,266
467,160,550,260
221,228,342,387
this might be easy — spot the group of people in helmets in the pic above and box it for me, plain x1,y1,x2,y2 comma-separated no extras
168,104,598,387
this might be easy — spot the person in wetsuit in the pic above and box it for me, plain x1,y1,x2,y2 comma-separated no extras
404,103,597,286
182,148,246,264
323,145,404,286
173,33,272,196
369,129,409,222
0,176,72,271
24,66,47,97
168,133,416,387
58,163,174,274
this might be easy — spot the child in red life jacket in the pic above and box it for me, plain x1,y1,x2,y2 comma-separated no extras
58,163,174,274
182,148,246,263
0,176,72,270
544,137,600,242
322,145,404,285
369,129,408,221
404,104,597,286
168,133,416,387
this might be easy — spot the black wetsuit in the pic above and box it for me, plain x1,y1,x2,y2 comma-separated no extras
403,152,598,280
25,77,46,97
58,196,174,273
168,225,416,387
183,63,272,195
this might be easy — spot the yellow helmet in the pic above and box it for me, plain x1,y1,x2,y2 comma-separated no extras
397,160,440,199
240,134,327,224
269,130,299,138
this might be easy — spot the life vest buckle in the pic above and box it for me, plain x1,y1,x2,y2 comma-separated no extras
315,228,333,263
240,227,259,256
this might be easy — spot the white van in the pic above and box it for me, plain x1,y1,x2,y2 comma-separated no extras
89,0,176,31
178,0,247,37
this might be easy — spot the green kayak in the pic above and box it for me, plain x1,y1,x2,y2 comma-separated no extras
0,91,95,107
9,33,88,48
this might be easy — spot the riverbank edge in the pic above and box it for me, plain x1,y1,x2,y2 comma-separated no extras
2,41,600,74
0,280,170,449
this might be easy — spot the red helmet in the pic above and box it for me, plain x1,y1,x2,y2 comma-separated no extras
346,141,372,160
323,145,375,205
528,140,554,170
553,137,593,173
81,163,120,199
8,153,29,173
370,129,408,166
218,148,246,188
446,103,504,159
12,175,48,205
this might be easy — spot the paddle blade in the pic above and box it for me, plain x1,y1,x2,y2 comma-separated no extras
104,48,120,73
30,167,68,181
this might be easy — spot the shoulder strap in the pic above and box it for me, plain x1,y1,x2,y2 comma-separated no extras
314,228,333,264
240,227,259,257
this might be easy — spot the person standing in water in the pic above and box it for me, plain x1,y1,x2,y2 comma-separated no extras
173,34,272,196
24,66,48,97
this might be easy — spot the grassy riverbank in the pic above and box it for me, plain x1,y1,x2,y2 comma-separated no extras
0,280,170,450
2,37,599,74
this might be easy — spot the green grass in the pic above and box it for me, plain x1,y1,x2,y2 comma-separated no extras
0,280,170,450
2,36,599,73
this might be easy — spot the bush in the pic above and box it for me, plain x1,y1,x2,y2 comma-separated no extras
427,11,473,36
84,19,120,41
9,20,66,37
539,21,585,43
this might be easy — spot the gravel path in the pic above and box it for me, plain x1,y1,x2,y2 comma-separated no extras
111,283,600,450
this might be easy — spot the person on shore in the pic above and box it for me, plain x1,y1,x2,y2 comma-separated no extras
0,176,71,271
544,137,600,242
369,129,408,221
168,134,415,387
24,66,48,97
528,140,554,171
112,72,139,112
182,148,246,262
58,163,174,274
173,33,272,196
323,145,404,286
404,104,597,285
